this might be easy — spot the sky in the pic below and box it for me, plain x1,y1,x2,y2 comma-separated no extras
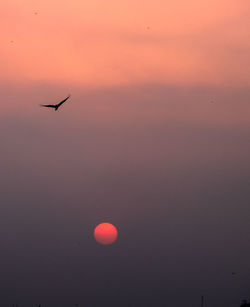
1,1,250,306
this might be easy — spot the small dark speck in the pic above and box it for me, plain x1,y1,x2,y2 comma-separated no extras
10,40,14,43
34,12,38,15
147,26,150,30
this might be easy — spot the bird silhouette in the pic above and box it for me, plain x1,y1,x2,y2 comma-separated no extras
40,95,70,111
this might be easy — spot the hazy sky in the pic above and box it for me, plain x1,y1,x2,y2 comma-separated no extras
1,1,250,306
1,0,250,87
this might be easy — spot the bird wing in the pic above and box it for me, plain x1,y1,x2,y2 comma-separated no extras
40,104,56,108
56,95,70,107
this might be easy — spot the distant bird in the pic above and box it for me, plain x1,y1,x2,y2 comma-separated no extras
40,95,70,111
232,272,236,275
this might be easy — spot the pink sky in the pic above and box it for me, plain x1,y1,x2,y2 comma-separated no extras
1,0,250,87
1,4,250,306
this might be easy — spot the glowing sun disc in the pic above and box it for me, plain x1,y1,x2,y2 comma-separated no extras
94,223,118,245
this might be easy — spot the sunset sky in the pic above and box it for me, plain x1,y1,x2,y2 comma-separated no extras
1,1,250,306
1,0,250,87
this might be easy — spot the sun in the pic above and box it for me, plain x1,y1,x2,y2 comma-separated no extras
94,223,118,245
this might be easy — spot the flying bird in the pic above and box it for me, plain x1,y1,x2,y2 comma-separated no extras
40,95,70,111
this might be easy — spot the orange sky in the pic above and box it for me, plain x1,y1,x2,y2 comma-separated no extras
1,0,250,87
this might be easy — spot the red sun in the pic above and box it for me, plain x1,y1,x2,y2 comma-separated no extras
94,223,118,245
